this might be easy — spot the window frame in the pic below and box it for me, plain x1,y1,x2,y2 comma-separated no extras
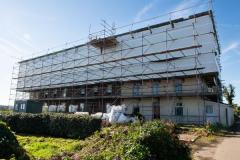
175,83,183,93
205,105,213,114
133,83,141,96
152,82,160,95
175,102,183,116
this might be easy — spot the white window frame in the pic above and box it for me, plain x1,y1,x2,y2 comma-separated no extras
175,102,183,116
152,82,160,95
206,105,213,114
20,104,25,110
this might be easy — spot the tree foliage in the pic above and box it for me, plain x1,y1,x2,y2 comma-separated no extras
0,121,30,160
223,84,235,106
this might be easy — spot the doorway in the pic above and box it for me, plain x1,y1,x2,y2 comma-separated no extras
153,102,160,119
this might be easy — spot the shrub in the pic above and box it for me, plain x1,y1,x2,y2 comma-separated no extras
78,121,191,160
0,121,30,159
139,121,191,160
205,123,224,134
0,113,101,139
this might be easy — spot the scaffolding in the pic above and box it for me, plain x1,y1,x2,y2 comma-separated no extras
9,1,222,124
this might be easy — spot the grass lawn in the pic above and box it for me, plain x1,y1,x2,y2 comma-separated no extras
17,134,83,159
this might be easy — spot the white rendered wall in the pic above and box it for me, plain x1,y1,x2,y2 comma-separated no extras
123,97,233,126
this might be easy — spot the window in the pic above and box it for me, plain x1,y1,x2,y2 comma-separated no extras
152,82,160,95
93,86,98,93
175,83,182,93
206,105,213,114
175,102,183,116
133,106,140,115
133,83,141,96
44,91,48,98
53,89,57,97
106,84,112,93
63,88,67,97
20,104,25,110
80,103,85,112
153,102,160,119
14,104,18,110
80,88,85,95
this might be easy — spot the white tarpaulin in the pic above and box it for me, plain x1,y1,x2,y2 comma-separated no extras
57,105,65,112
93,104,135,123
69,105,78,113
48,105,57,112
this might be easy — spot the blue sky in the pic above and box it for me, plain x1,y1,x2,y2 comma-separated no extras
0,0,239,105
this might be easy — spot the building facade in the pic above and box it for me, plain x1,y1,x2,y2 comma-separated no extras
12,11,234,125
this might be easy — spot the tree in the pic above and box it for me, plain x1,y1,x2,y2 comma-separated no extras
223,84,235,106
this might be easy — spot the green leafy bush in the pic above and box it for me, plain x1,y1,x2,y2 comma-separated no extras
0,121,30,159
0,113,101,139
78,121,191,160
205,123,224,134
139,121,190,160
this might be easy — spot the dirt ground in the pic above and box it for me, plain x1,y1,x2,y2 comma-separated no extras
193,121,240,160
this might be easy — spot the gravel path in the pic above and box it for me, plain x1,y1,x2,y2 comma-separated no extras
194,120,240,160
213,134,240,160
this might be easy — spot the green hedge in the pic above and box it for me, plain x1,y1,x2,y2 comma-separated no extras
0,121,30,159
0,113,101,139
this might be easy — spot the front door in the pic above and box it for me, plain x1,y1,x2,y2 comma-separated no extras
153,102,160,119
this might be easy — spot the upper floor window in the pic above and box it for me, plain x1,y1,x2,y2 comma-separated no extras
80,88,85,95
93,86,98,93
106,84,112,93
80,103,85,112
152,82,160,95
63,88,67,97
133,83,141,96
175,83,182,93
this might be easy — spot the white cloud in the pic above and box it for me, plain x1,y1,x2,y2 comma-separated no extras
0,38,27,55
23,33,31,41
6,28,37,50
222,42,240,54
170,0,203,19
134,0,157,22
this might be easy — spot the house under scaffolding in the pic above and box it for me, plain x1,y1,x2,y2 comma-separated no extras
9,10,234,126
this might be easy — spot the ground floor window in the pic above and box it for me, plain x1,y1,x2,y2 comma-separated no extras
153,102,160,119
20,104,25,110
175,102,183,116
133,106,140,115
206,105,213,114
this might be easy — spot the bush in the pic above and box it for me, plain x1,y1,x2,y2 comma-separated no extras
205,123,224,134
78,121,191,160
0,121,30,159
0,113,101,139
139,121,191,160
